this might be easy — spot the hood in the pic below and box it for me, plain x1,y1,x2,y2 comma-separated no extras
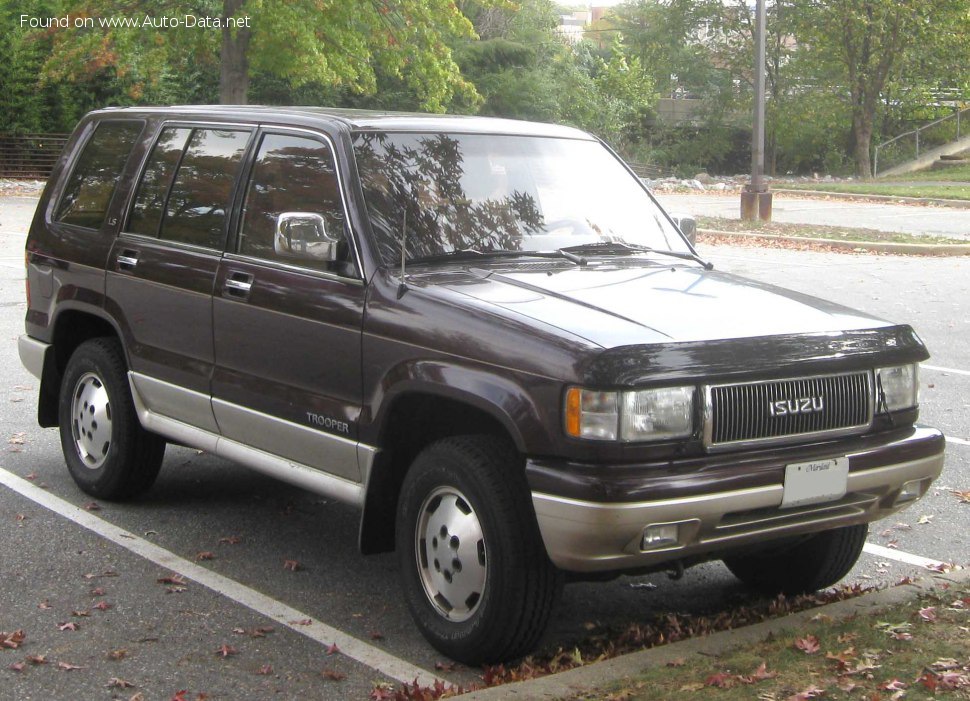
432,260,890,348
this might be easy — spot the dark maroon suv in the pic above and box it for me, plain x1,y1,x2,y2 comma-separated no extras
19,106,945,664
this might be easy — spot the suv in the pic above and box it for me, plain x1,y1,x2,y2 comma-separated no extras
19,106,945,664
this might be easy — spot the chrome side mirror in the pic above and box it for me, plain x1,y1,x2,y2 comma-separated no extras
274,212,340,263
670,213,697,247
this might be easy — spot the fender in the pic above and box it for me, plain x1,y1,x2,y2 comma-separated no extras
366,358,560,455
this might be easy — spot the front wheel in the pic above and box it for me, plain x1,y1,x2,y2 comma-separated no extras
723,524,868,595
58,338,165,500
396,436,561,664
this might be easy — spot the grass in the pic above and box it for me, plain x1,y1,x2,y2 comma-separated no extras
780,182,970,201
696,216,970,246
883,162,970,183
598,583,970,701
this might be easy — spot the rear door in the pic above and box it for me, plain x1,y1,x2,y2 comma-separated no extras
211,127,366,481
106,124,253,428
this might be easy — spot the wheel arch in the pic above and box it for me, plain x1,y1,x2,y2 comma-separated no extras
359,379,541,555
37,306,124,427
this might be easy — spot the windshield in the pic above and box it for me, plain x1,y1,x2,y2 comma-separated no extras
352,132,689,265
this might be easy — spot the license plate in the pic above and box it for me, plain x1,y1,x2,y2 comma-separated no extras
781,457,849,509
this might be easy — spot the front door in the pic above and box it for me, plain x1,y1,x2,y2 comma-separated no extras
212,128,365,482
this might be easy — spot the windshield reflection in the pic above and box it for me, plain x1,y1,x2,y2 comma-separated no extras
353,132,688,266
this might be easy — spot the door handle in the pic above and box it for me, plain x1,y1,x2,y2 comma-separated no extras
224,271,254,298
117,251,138,271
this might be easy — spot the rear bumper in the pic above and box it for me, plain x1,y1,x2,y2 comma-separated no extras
530,426,945,573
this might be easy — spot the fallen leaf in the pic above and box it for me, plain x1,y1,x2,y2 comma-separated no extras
72,609,90,617
219,536,241,545
918,606,937,622
322,669,346,681
90,587,106,596
794,635,821,654
157,574,187,586
215,644,237,658
917,514,934,524
9,660,26,672
369,631,385,641
289,619,312,626
84,502,101,511
107,649,128,661
256,664,273,675
326,642,340,656
58,622,79,631
666,657,686,667
94,601,113,611
435,661,456,671
0,630,26,649
283,559,301,571
880,678,907,691
951,489,970,504
26,655,47,665
195,551,215,561
705,671,738,688
109,678,136,689
8,432,26,445
786,685,825,700
57,661,84,671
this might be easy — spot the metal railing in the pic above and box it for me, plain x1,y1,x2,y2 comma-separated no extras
0,133,69,179
873,106,968,176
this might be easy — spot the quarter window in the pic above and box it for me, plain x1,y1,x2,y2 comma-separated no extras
158,128,250,249
239,133,348,271
55,121,143,229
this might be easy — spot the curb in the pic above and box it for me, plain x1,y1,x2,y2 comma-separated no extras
698,228,970,256
456,567,970,700
771,188,970,209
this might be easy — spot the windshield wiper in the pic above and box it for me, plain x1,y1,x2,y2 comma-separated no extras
408,248,587,266
560,241,713,270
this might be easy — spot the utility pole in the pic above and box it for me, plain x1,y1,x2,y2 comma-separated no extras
741,0,772,221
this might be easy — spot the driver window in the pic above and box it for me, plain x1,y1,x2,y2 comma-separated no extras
239,132,350,272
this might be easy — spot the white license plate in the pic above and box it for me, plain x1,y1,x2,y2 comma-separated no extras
781,457,849,509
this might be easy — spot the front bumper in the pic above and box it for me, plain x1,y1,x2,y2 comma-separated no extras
530,426,945,573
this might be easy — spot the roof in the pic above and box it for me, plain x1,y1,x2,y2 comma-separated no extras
91,105,595,140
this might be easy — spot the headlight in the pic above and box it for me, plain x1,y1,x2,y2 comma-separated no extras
875,364,919,412
565,386,694,442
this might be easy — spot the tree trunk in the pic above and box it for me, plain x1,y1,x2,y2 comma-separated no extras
852,110,873,178
219,0,251,104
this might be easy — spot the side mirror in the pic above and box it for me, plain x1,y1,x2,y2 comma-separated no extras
670,213,697,247
274,212,340,263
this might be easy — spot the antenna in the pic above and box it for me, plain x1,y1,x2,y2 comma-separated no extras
397,208,408,299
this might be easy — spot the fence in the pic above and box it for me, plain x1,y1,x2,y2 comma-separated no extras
873,106,968,176
0,133,69,179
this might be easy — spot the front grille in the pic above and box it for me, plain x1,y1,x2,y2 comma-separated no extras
705,371,873,450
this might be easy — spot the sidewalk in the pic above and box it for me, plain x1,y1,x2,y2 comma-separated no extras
655,192,970,240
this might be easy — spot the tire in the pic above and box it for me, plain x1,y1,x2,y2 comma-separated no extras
58,338,165,500
723,524,868,596
396,435,562,664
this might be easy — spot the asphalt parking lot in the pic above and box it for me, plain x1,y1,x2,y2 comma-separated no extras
1,193,968,699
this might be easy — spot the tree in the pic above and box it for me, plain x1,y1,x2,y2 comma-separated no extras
794,0,970,177
36,0,484,110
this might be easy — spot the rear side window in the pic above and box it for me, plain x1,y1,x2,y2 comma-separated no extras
127,127,193,237
55,120,143,229
160,128,250,249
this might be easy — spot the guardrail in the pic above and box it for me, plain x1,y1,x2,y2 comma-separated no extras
873,106,968,176
0,133,69,179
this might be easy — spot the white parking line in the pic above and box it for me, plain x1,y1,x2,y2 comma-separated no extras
946,436,970,447
0,468,440,687
923,364,970,377
863,542,947,570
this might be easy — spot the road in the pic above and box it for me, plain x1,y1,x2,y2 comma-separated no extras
0,195,967,699
656,191,970,239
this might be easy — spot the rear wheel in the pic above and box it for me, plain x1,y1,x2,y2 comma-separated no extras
396,435,561,664
723,524,868,595
58,338,165,500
